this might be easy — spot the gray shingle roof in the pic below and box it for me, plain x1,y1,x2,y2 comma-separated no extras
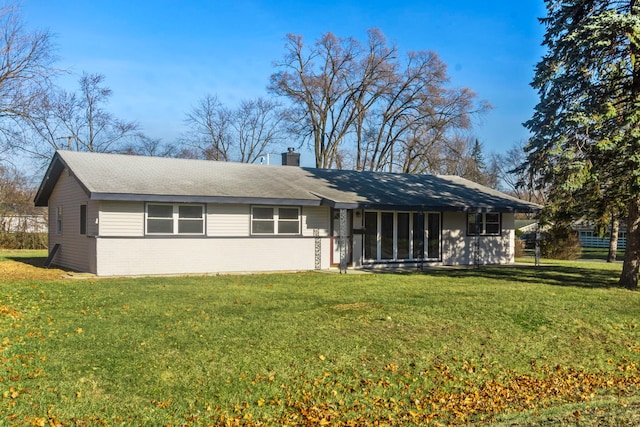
34,150,541,213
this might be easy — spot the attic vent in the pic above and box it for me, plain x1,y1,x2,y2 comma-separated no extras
281,147,300,166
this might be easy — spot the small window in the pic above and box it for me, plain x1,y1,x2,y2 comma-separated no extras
251,207,275,234
56,206,63,234
80,205,87,235
146,204,204,235
178,205,204,234
467,212,501,236
485,213,501,235
278,207,300,234
467,213,480,236
251,206,300,235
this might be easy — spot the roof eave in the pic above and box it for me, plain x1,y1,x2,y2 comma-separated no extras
34,152,65,207
90,193,323,206
34,151,94,207
351,203,542,213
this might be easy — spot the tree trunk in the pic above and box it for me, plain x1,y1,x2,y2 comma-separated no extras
619,195,640,289
607,215,619,263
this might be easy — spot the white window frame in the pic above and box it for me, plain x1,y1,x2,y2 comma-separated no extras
467,212,501,236
251,206,301,235
363,210,441,262
145,203,205,235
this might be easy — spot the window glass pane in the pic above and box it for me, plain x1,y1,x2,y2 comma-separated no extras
80,205,87,235
179,205,203,219
381,212,394,260
148,204,173,218
485,213,500,234
468,213,480,235
56,206,63,233
427,213,441,259
252,220,274,234
486,223,500,234
178,219,203,234
278,220,299,234
397,213,410,259
279,208,299,220
364,212,377,260
412,213,425,259
148,219,173,233
253,207,274,220
485,213,500,223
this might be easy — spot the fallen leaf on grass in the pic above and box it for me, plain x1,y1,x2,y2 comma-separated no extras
0,259,66,281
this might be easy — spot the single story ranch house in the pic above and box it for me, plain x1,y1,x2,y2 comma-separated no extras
34,150,541,276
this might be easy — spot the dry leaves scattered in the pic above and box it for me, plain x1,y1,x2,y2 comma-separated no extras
198,362,640,426
0,259,66,281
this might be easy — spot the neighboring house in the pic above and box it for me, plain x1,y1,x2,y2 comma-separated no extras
515,219,538,234
573,220,627,249
34,150,541,276
1,214,47,233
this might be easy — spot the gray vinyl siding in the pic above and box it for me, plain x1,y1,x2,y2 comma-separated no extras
47,169,95,273
97,203,332,238
90,201,333,275
207,204,249,236
99,201,144,236
302,206,330,237
87,200,100,236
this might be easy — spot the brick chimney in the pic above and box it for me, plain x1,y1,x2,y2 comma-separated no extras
281,147,300,166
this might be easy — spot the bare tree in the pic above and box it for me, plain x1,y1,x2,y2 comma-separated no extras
13,72,142,162
0,1,56,157
234,98,285,163
183,94,284,163
492,140,546,204
120,135,180,158
270,29,396,168
183,94,232,161
270,28,488,171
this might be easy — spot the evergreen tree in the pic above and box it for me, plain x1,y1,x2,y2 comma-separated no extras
467,138,487,184
525,0,640,289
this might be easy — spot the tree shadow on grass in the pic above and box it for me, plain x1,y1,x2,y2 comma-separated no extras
419,264,621,290
579,247,625,261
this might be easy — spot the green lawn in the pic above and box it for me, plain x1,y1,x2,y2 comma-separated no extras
579,247,626,261
1,251,640,426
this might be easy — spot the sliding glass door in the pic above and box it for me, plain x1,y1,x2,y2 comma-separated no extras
364,211,441,262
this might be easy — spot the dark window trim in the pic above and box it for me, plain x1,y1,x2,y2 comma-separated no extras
80,204,87,235
250,205,301,236
466,212,502,236
145,203,205,236
56,206,63,234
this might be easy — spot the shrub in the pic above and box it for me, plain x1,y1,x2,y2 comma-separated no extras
540,226,582,260
0,232,48,249
514,238,525,257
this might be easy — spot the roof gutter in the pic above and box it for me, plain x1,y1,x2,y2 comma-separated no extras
89,193,323,206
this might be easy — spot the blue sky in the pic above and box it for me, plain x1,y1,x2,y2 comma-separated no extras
23,0,547,166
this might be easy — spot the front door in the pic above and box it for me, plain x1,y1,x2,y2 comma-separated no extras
331,209,351,265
